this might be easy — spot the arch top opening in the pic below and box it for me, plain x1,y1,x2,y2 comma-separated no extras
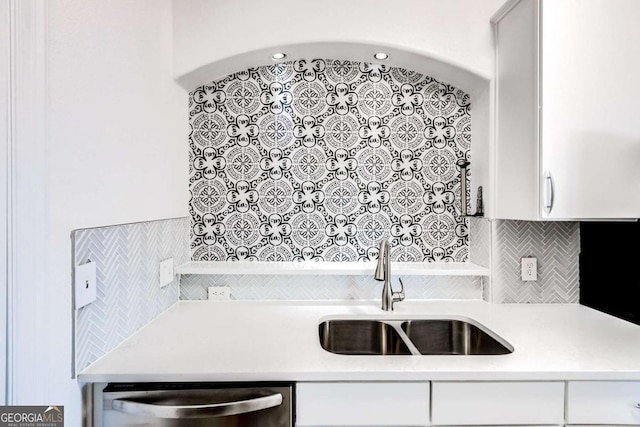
175,42,490,98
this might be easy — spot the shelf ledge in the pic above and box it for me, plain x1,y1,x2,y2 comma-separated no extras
176,261,490,277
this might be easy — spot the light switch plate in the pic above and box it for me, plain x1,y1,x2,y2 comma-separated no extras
159,258,174,288
75,261,97,309
208,286,230,301
521,257,537,281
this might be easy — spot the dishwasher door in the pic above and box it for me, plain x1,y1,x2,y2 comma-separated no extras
102,383,293,427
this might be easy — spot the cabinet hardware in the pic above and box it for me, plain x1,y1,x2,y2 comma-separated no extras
112,392,283,418
544,172,554,215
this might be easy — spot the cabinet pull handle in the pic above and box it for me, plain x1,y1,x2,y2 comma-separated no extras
544,172,554,215
635,403,640,409
112,393,283,419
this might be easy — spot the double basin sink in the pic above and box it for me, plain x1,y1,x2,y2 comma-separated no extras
319,318,513,356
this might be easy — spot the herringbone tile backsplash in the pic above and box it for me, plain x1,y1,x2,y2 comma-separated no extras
491,220,580,303
470,217,491,268
179,218,580,303
71,215,579,375
469,217,492,301
73,217,189,374
181,274,483,301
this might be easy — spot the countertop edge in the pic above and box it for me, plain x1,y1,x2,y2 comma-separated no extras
78,371,640,384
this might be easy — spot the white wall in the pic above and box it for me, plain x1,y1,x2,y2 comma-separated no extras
0,0,9,406
7,0,49,412
9,0,504,421
172,0,504,208
10,0,188,423
173,0,507,91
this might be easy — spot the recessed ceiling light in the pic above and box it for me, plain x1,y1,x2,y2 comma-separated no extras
374,52,389,60
271,52,286,61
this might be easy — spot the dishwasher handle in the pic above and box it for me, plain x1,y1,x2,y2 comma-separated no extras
112,392,283,419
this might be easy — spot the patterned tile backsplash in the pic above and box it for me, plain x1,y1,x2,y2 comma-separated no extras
189,59,471,262
72,217,189,374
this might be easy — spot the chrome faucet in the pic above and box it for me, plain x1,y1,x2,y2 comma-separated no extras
374,238,405,311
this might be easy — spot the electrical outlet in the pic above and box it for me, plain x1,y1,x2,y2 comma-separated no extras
159,258,174,288
75,261,97,309
208,286,230,301
521,257,537,281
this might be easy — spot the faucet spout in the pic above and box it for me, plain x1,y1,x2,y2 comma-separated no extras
374,238,388,282
374,238,405,311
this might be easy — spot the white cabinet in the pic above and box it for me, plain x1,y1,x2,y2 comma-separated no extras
296,380,640,427
431,381,565,425
296,381,566,427
492,0,640,220
295,382,429,426
567,381,640,425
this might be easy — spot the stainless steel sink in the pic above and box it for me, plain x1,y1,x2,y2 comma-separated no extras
319,318,513,356
401,319,513,355
319,320,412,355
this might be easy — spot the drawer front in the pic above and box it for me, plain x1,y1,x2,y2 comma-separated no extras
567,381,640,425
296,382,429,426
431,381,565,425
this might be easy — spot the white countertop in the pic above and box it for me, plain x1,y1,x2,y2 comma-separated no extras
78,300,640,383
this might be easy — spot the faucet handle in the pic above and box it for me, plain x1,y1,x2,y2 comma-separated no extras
393,278,405,303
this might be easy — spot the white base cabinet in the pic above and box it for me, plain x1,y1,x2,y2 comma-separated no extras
432,381,565,425
567,381,640,425
296,382,429,427
296,380,640,427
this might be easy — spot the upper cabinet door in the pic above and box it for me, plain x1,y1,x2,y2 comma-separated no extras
494,0,640,220
494,0,541,220
541,0,640,219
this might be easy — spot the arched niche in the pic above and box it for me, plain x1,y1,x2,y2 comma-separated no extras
178,42,493,219
175,42,490,98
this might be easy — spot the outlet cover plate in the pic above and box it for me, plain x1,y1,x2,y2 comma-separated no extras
159,258,174,288
75,261,97,309
208,286,230,301
521,257,537,281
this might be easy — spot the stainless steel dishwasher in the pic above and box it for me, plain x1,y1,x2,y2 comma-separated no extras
101,382,293,427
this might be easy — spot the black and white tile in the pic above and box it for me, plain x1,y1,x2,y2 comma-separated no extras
189,60,471,262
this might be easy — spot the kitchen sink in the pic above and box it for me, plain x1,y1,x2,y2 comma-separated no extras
319,318,513,356
319,320,412,355
401,319,513,355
